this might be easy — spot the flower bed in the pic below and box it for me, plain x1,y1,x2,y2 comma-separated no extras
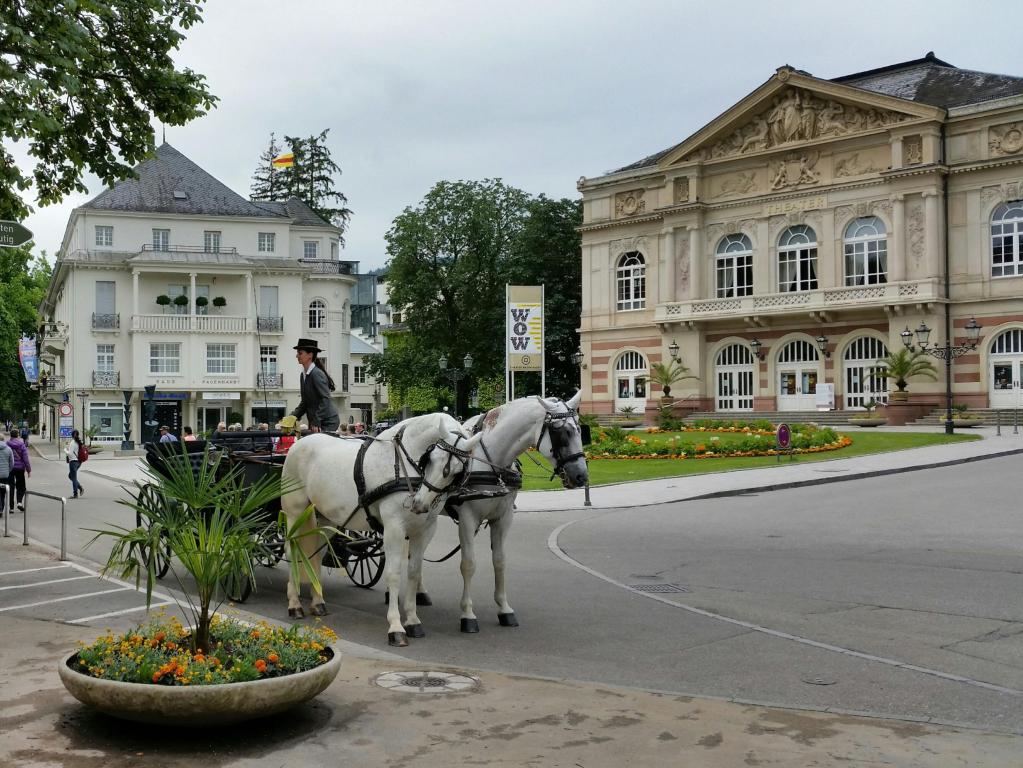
73,614,336,686
585,423,852,460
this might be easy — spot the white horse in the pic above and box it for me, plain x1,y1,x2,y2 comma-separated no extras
281,412,482,646
417,392,589,632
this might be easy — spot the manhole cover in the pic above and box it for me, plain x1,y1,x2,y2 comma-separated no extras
629,583,690,593
801,675,837,686
374,670,479,694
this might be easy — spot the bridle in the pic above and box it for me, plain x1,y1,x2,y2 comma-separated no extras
403,430,474,495
534,401,586,483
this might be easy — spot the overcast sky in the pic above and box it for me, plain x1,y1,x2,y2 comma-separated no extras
19,0,1023,270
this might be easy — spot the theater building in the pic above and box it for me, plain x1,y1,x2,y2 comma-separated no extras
576,54,1023,420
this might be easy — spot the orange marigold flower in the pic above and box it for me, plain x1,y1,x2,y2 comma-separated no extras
267,653,279,664
254,659,267,673
250,630,261,640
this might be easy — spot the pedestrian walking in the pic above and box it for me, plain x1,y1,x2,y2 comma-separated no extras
7,429,30,512
40,423,47,441
291,338,340,433
20,424,29,445
0,432,14,513
65,429,85,499
158,425,178,443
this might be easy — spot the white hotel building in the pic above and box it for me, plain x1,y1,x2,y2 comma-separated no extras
38,143,360,444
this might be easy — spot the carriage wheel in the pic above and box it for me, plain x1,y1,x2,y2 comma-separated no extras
254,525,286,568
220,569,253,603
341,529,385,589
134,484,172,579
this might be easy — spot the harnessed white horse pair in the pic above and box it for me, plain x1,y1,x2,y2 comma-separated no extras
281,413,482,646
414,392,589,632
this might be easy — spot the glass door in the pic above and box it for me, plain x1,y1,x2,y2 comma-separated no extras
990,360,1023,408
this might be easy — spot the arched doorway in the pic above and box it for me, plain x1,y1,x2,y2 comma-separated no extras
776,339,820,411
843,336,889,409
989,329,1023,408
716,344,754,412
614,351,648,413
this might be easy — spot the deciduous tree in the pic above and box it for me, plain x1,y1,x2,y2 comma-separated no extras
0,246,51,419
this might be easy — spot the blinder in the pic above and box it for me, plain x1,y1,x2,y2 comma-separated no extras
536,407,587,482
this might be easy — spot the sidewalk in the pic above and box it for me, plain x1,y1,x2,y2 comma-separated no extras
40,427,1023,512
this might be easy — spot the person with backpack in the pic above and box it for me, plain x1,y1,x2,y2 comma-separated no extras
0,433,14,513
65,429,86,499
6,429,30,512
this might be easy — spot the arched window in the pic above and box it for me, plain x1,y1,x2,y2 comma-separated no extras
715,234,753,298
616,252,646,311
308,299,327,329
614,351,648,406
777,339,819,363
778,225,817,292
991,201,1023,278
844,216,888,286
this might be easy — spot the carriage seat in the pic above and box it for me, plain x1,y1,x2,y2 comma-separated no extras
144,440,210,481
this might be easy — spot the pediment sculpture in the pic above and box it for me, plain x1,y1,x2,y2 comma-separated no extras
770,151,821,191
686,88,910,162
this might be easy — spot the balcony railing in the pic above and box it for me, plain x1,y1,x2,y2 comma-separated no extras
39,375,66,392
256,372,283,388
92,313,120,330
654,278,942,324
299,259,358,275
93,370,120,388
140,243,239,255
257,316,284,333
131,314,249,333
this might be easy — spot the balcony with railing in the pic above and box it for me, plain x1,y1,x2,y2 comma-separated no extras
257,316,284,333
39,374,67,392
298,259,358,275
93,370,120,388
256,372,284,388
140,243,240,255
131,314,249,333
41,321,68,353
654,278,943,324
92,313,120,330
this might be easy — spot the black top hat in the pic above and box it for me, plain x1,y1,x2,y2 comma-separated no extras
293,338,322,354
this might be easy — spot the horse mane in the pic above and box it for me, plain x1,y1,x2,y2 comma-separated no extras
377,412,462,445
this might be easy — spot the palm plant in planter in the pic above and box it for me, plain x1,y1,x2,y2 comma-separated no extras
876,348,937,401
649,360,699,400
847,398,886,427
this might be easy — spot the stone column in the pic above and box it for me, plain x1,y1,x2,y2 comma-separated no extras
754,219,771,295
661,227,676,304
891,195,905,282
132,270,139,316
245,273,254,331
924,191,941,280
688,227,702,301
189,272,197,315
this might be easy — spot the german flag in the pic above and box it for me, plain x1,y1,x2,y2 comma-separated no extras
272,152,295,168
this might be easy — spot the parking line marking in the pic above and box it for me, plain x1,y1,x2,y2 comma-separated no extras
71,601,174,624
64,561,175,604
548,518,1023,699
0,565,73,577
0,587,132,613
0,575,94,591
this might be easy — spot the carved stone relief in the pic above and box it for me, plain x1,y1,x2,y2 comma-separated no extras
980,180,1023,206
677,236,691,299
908,203,925,267
989,122,1023,156
706,219,757,245
834,151,885,178
903,135,923,165
673,177,690,204
612,236,649,260
769,151,821,190
684,87,910,162
709,171,758,199
614,189,646,218
834,200,891,228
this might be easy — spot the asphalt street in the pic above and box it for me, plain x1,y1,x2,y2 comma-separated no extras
5,447,1022,735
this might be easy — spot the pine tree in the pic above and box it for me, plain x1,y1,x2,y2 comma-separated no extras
250,132,285,201
282,130,352,244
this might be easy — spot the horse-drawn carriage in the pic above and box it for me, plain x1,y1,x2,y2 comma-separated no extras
135,431,385,602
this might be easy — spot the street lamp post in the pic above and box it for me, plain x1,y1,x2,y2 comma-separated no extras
901,316,981,435
76,391,88,437
439,353,473,419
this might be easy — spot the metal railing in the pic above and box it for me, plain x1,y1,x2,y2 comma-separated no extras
256,372,283,388
39,374,67,392
298,259,358,275
3,489,69,560
257,316,284,332
92,313,120,329
140,243,239,255
93,370,120,387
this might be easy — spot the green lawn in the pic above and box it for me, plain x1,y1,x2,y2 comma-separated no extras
519,430,981,490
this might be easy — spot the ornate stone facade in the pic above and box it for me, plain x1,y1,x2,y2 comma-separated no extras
989,122,1023,156
614,189,646,217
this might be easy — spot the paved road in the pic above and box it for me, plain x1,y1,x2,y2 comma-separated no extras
8,447,1022,734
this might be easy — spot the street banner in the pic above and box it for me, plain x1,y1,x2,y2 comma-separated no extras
18,336,38,383
506,285,543,371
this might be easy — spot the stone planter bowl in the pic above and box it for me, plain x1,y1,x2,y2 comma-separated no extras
953,418,983,428
847,417,887,427
59,645,341,726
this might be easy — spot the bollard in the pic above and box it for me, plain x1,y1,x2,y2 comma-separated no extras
22,492,28,546
584,481,592,507
1015,408,1019,436
60,497,67,561
997,409,1001,436
2,486,8,538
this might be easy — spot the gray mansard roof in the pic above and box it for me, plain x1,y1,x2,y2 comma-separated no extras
610,54,1023,175
251,197,334,228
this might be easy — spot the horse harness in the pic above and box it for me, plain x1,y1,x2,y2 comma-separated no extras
442,421,523,523
533,401,586,482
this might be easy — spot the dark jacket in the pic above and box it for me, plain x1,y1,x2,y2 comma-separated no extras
292,365,340,430
7,436,30,472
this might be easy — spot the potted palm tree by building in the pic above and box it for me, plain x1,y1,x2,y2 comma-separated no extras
876,348,937,402
952,402,983,427
847,398,886,427
649,359,699,403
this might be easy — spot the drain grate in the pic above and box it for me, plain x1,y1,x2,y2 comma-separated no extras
801,675,837,686
629,583,690,593
374,670,480,694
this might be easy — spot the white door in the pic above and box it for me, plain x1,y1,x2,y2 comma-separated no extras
715,344,754,411
614,351,648,414
844,336,889,409
989,330,1023,408
776,339,820,411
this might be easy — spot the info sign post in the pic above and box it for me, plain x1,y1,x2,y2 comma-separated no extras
58,402,74,440
0,221,33,249
776,422,795,463
505,284,544,400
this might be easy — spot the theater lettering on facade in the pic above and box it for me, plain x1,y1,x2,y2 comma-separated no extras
577,54,1023,419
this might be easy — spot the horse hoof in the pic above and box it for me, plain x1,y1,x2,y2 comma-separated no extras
404,623,426,638
311,603,328,617
498,612,519,627
460,618,480,634
416,592,432,606
388,632,409,647
288,607,305,619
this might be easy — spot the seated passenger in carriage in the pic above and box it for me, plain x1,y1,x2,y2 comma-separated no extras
274,415,298,455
